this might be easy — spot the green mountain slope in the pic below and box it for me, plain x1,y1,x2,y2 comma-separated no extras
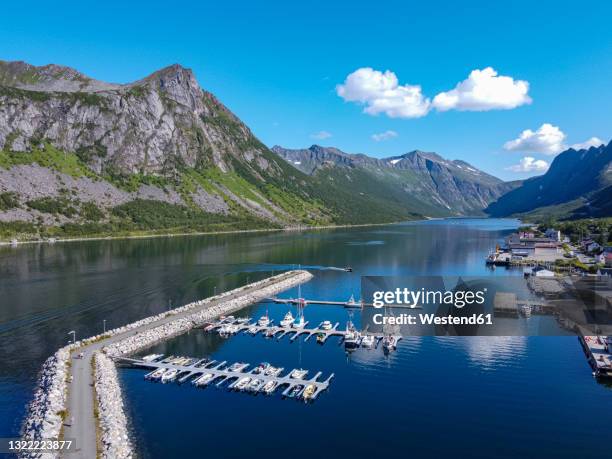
272,145,517,217
0,61,427,240
486,141,612,219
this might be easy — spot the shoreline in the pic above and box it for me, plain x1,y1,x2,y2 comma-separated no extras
0,220,407,247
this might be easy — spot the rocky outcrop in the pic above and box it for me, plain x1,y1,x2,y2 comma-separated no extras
0,62,272,176
0,61,334,230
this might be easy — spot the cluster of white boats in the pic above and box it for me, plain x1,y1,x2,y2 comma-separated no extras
204,311,399,352
141,355,326,401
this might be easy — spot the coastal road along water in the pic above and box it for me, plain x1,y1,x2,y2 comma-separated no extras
62,270,306,458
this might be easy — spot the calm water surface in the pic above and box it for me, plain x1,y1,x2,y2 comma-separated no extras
2,219,611,458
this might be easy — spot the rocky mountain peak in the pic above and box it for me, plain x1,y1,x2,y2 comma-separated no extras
131,64,202,108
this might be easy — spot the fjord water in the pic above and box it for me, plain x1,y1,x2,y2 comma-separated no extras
2,219,612,458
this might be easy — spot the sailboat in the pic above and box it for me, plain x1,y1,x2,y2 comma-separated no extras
258,308,271,326
292,309,306,329
344,316,361,349
280,310,295,327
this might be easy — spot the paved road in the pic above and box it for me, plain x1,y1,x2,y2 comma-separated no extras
61,271,301,458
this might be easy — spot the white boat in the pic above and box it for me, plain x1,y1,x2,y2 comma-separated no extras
227,362,248,372
236,317,250,324
247,325,259,335
292,314,306,329
264,366,282,377
361,335,375,348
235,377,251,391
142,353,163,362
344,321,361,348
262,380,277,394
258,310,271,326
161,368,179,383
280,311,295,327
253,362,271,374
146,368,166,380
321,320,333,330
193,373,214,386
290,368,308,379
248,379,264,392
382,335,397,351
219,324,239,335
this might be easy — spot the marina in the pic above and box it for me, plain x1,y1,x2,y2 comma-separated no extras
202,315,402,349
7,218,612,459
118,355,335,401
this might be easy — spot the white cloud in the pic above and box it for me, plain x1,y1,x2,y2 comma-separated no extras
570,137,604,150
310,130,332,140
371,130,398,142
432,67,531,112
336,67,431,118
506,156,549,173
503,123,566,155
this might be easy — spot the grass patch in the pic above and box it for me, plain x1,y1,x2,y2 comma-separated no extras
26,196,78,217
0,143,96,177
0,191,19,210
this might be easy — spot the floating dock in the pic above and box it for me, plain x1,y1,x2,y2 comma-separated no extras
578,334,612,379
116,356,335,401
204,317,402,349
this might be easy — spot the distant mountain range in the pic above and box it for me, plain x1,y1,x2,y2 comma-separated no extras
485,141,612,219
272,145,518,216
0,59,609,239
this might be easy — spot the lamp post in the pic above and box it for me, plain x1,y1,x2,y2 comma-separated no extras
68,330,75,344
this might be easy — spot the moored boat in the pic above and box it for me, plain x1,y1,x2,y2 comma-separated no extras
258,309,271,326
302,384,316,400
361,335,375,348
248,378,264,392
262,380,278,394
227,362,249,372
146,368,166,380
280,311,295,327
321,320,333,330
193,373,214,386
290,368,308,379
161,368,179,383
344,321,361,349
288,385,304,398
382,335,397,351
235,377,251,391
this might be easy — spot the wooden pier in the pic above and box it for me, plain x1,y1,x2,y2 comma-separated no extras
116,356,335,400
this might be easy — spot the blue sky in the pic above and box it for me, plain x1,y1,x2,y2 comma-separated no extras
1,0,610,180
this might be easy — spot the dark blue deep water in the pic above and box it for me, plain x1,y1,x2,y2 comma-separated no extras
2,219,612,458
